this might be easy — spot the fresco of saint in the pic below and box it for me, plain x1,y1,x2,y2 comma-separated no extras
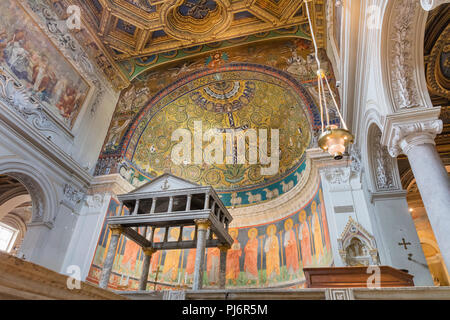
119,238,140,286
283,219,299,280
184,230,196,284
298,210,312,267
226,229,242,285
311,201,324,262
207,247,220,285
244,228,259,285
149,231,161,274
264,224,280,284
162,228,181,281
319,189,331,251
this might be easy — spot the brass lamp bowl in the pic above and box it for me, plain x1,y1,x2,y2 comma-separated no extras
318,126,354,160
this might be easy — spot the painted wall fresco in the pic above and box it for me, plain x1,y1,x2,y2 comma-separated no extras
86,185,332,290
0,2,90,127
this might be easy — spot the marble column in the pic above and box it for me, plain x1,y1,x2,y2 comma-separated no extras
218,245,229,289
400,136,450,271
99,227,122,289
139,248,156,291
193,219,210,291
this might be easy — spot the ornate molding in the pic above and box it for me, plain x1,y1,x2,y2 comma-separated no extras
420,0,450,11
324,166,351,190
10,173,45,224
63,183,85,206
372,128,397,191
0,66,73,141
388,0,424,110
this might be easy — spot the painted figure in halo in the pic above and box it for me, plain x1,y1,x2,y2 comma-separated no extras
207,246,220,285
298,210,312,267
226,228,242,285
184,229,196,284
149,229,161,274
284,218,299,280
319,189,331,251
120,237,141,285
244,228,259,285
162,228,181,281
311,201,324,262
264,224,280,284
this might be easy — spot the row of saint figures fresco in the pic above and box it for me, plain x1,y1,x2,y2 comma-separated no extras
92,189,332,289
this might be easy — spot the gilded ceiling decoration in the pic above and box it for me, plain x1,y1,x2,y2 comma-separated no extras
423,3,450,159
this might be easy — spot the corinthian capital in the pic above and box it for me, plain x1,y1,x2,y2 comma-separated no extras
420,0,450,11
381,109,443,157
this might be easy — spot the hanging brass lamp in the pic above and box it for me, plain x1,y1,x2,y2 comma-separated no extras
305,0,354,160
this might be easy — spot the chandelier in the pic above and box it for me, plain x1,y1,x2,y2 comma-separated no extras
305,0,354,160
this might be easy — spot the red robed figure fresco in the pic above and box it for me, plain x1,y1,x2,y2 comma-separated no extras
207,247,220,284
283,219,299,278
298,210,312,267
226,229,242,285
244,228,259,284
121,239,140,272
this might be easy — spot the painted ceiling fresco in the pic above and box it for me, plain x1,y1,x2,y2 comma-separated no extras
96,38,340,207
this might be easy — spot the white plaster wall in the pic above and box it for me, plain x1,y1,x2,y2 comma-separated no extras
61,194,113,281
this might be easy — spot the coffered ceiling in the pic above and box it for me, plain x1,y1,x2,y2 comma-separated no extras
62,0,326,87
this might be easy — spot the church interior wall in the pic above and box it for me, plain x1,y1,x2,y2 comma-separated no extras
0,0,120,273
0,0,447,295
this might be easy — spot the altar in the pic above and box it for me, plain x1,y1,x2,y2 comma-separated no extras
304,266,415,288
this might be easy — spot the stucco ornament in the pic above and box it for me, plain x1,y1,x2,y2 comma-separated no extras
389,0,423,109
388,120,443,157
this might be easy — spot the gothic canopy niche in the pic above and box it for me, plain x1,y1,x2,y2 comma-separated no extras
337,217,379,267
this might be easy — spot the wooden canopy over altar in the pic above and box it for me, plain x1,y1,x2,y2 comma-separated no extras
99,173,233,291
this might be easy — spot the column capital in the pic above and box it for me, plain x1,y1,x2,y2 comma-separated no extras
109,226,123,235
143,248,157,256
381,108,443,157
195,219,211,230
420,0,450,11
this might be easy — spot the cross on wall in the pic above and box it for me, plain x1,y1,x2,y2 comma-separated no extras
398,238,411,250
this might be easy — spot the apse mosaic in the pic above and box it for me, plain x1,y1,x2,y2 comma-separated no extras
97,39,340,206
86,185,332,290
0,1,90,128
129,69,311,190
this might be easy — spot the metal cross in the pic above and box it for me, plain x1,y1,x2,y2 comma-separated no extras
398,238,411,250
